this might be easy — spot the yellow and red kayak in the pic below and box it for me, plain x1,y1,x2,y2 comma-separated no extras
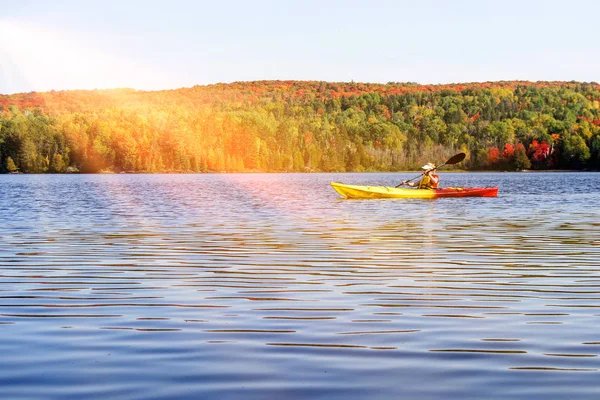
331,182,498,199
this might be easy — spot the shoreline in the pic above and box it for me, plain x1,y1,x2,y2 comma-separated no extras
2,169,596,175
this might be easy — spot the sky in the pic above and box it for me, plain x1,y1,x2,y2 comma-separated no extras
1,0,599,94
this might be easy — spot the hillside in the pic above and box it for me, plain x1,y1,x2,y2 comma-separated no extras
1,80,599,173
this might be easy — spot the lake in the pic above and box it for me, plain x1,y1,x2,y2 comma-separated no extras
1,172,599,399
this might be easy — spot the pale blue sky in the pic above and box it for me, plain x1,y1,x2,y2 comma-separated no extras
1,0,598,93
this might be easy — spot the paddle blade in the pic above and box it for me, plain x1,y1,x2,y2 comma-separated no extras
445,152,466,165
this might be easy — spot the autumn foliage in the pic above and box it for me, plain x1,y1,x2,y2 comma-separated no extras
1,80,600,173
502,143,515,159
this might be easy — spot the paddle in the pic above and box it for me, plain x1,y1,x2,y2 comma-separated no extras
395,152,466,188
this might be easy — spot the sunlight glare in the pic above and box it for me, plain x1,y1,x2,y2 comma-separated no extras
0,19,167,94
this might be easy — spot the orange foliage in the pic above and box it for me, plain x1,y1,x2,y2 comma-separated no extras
502,143,515,159
3,80,599,111
485,147,500,166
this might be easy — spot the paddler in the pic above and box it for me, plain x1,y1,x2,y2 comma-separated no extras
402,163,439,189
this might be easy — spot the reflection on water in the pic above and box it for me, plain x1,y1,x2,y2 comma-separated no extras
1,172,600,399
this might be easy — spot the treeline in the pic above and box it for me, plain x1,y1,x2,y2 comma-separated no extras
1,80,600,173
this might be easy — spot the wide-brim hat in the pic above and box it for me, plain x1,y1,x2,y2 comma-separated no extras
421,162,436,170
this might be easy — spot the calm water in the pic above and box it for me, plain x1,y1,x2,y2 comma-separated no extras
1,172,600,400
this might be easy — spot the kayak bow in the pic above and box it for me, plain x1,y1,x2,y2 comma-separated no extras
331,182,498,199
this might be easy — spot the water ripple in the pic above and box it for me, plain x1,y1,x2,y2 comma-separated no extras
1,172,600,399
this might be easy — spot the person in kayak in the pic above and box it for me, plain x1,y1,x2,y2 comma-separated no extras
403,163,439,189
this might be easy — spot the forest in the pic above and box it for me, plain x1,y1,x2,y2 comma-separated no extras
1,80,600,173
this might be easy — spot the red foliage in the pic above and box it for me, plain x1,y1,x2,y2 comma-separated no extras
502,143,515,159
470,113,480,122
528,140,539,155
0,92,45,110
578,116,600,125
485,147,500,166
531,141,551,162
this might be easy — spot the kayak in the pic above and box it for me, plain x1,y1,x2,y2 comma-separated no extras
331,182,499,199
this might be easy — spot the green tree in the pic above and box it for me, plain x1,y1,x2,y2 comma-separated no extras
49,153,66,173
6,156,17,172
513,143,531,170
590,135,600,168
560,135,590,167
